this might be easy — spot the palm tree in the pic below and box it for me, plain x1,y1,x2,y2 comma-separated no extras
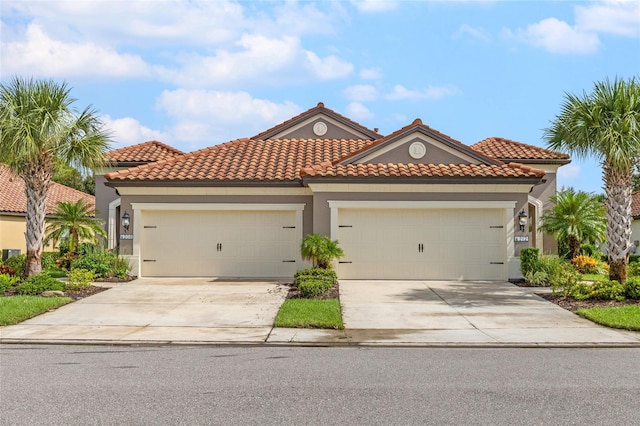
544,77,640,283
300,233,345,269
0,77,111,277
539,189,607,259
45,200,107,254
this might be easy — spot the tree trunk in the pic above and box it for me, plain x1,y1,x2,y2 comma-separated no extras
568,235,580,260
23,160,53,278
604,164,633,284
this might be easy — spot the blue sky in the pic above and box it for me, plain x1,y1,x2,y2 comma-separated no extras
1,0,639,193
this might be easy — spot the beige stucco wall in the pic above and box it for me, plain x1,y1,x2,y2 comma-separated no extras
632,219,640,255
0,214,55,254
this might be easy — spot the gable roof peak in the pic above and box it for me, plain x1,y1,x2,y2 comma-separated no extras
412,118,423,125
317,102,325,108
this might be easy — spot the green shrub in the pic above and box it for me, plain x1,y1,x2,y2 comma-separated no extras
41,252,59,271
591,280,626,301
70,253,110,277
108,254,130,279
4,254,26,277
0,273,20,293
293,268,337,287
56,252,77,270
16,273,65,295
546,256,579,293
579,243,601,257
298,279,332,298
568,283,595,300
629,254,640,264
66,268,95,290
624,277,640,299
524,271,549,287
520,248,540,277
628,262,640,277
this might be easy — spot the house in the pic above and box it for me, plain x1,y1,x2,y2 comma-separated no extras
103,103,570,280
632,191,640,256
0,163,95,257
94,141,184,250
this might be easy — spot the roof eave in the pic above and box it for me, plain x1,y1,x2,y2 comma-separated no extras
302,176,545,185
104,179,305,188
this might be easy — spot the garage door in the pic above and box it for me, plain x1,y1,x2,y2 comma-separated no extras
337,208,506,280
140,210,299,277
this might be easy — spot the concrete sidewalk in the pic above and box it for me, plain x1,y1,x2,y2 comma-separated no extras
1,278,639,347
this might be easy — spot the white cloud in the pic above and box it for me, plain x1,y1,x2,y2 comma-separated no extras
346,102,374,120
1,24,151,78
343,85,379,102
516,17,600,54
304,51,354,80
575,1,640,38
352,0,399,13
557,163,582,180
101,116,170,147
360,68,382,80
455,24,491,43
156,34,353,87
156,89,300,143
386,84,461,101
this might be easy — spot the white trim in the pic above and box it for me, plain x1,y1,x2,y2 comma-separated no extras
329,201,515,280
131,203,306,278
116,187,312,196
528,195,545,253
308,183,535,193
328,200,516,209
273,113,372,139
528,164,561,173
131,203,305,211
107,198,121,249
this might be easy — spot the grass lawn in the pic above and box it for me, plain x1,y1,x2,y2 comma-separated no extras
0,296,71,326
275,298,344,329
576,305,640,331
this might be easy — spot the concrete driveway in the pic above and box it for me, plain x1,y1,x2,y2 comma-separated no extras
338,280,640,346
0,278,289,344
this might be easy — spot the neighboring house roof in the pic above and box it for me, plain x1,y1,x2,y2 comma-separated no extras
107,140,184,166
0,164,95,215
252,102,383,140
632,191,640,219
105,138,378,184
471,137,570,164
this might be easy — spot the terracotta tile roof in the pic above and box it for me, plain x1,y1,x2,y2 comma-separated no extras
632,191,640,218
107,140,184,164
105,138,379,183
300,162,546,180
252,102,383,140
471,137,570,163
0,164,95,215
338,119,503,166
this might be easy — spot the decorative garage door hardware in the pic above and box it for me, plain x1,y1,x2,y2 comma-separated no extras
490,262,505,264
144,225,157,228
282,226,296,228
339,261,353,264
418,243,424,253
339,225,353,228
282,260,296,263
489,225,504,228
143,259,156,262
216,243,222,251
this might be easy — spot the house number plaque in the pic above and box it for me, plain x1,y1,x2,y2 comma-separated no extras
120,234,134,240
514,236,529,242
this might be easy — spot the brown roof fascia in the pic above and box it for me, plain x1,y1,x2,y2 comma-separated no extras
302,175,544,186
336,119,503,166
252,102,383,140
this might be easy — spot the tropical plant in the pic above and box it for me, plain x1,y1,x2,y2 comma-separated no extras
45,200,106,254
545,77,640,283
539,189,606,259
0,77,111,277
300,234,345,269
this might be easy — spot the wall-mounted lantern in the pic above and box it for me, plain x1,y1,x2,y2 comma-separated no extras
518,210,528,232
121,211,130,232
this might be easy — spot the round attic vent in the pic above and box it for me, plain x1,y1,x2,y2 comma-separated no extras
313,121,328,136
409,141,426,159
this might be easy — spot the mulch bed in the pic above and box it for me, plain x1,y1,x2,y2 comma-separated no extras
540,293,640,312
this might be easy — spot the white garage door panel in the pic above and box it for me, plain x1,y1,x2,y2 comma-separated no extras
141,210,298,277
338,208,506,280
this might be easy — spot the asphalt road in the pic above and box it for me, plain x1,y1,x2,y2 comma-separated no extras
1,345,639,425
